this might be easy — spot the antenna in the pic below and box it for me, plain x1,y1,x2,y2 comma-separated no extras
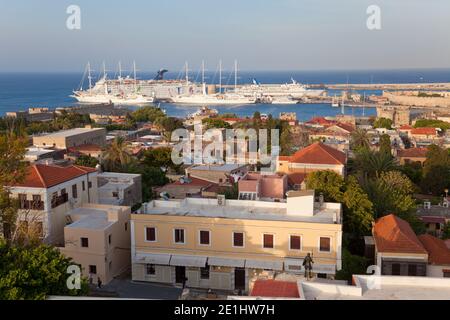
118,61,122,79
87,62,92,90
201,60,205,84
185,61,189,85
234,59,238,90
102,61,107,79
219,59,222,94
133,61,137,92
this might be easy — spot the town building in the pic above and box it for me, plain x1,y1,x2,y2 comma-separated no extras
67,144,103,160
130,190,343,292
186,163,249,185
238,172,288,201
155,176,220,200
58,203,131,285
396,147,428,166
33,127,106,150
9,164,100,244
97,172,142,208
276,142,347,176
376,106,411,126
24,147,63,163
368,214,450,278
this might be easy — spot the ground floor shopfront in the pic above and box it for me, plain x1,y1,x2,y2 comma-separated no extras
131,252,337,292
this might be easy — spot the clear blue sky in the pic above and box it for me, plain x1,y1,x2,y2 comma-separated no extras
0,0,449,72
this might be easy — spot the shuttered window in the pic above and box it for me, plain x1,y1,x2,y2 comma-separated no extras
233,232,244,247
319,237,331,252
263,234,274,249
174,229,185,244
146,227,156,242
199,230,210,245
290,235,301,250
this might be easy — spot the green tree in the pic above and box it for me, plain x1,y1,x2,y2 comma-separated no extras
354,149,397,178
306,170,344,202
414,119,450,131
350,128,370,152
379,134,392,156
421,144,450,195
0,242,88,300
219,183,239,200
131,106,166,123
102,137,132,172
142,147,182,173
74,155,99,168
202,118,232,130
0,132,27,239
342,176,374,235
373,117,393,130
442,222,450,240
335,249,368,283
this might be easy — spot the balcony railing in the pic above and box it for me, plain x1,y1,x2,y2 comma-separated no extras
19,200,45,211
51,193,69,209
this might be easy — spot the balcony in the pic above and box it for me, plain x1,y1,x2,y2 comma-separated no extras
19,200,45,211
51,193,69,209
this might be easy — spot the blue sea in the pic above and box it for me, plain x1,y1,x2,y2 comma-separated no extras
1,69,449,121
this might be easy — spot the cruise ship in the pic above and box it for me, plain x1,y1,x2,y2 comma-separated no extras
71,63,197,105
235,78,326,99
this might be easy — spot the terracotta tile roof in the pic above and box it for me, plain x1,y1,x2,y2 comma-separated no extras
330,123,355,133
418,234,450,265
399,125,413,130
411,127,437,136
251,280,300,298
172,177,213,187
288,173,307,186
278,156,291,161
420,216,446,224
288,142,346,165
306,117,335,126
14,164,97,188
397,147,428,158
373,214,428,254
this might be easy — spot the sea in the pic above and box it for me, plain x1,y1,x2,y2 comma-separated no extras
1,69,449,121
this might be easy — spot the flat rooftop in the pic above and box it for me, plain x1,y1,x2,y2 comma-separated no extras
66,206,117,230
139,198,341,224
34,127,104,138
188,164,247,172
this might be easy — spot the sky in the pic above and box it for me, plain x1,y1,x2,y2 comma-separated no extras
0,0,449,72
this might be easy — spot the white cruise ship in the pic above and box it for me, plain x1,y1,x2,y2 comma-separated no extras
236,78,325,99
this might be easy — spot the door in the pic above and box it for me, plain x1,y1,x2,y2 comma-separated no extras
175,266,186,284
234,268,246,291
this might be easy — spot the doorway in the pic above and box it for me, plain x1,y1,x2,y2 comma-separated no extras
234,268,246,291
175,266,186,284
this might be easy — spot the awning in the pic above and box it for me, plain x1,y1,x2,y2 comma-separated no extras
284,258,304,272
208,257,246,268
245,259,284,271
312,264,336,274
170,255,208,268
134,253,171,265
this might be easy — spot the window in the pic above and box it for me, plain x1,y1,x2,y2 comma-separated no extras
200,265,210,279
263,234,274,249
290,235,302,250
81,237,89,248
125,222,128,231
174,229,185,244
146,264,155,275
145,227,156,242
199,230,210,245
109,261,112,271
88,181,92,189
108,234,112,245
61,188,67,195
72,184,78,199
18,194,27,209
444,270,450,278
319,237,331,252
408,264,417,276
112,192,119,198
392,263,401,275
89,265,97,274
233,232,244,247
82,181,86,191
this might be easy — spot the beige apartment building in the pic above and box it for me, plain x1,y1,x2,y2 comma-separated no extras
33,127,106,149
131,191,343,293
59,204,131,284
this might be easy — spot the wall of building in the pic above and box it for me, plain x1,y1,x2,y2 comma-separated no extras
33,128,106,149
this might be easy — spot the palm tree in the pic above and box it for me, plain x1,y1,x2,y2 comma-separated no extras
351,128,370,151
102,137,132,171
354,149,397,178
